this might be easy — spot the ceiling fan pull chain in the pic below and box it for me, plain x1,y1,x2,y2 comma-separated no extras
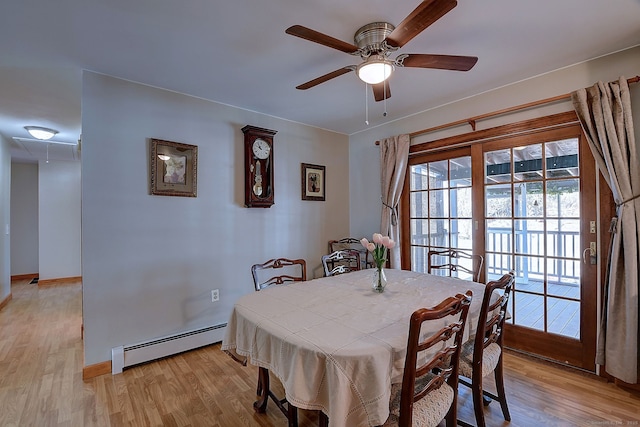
46,143,49,164
365,83,369,125
383,75,388,117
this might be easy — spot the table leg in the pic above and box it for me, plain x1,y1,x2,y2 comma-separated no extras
253,367,270,413
319,411,329,427
287,404,298,427
253,366,299,427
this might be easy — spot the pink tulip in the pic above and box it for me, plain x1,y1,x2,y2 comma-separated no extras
360,238,369,249
372,233,383,244
384,239,396,249
367,242,376,252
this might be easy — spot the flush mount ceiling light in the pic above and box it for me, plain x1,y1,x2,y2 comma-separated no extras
356,55,394,85
24,126,58,140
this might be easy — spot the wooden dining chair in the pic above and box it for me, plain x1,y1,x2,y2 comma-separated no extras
427,248,484,282
329,237,372,269
321,249,361,276
251,257,307,291
384,290,473,427
250,257,306,426
457,271,514,427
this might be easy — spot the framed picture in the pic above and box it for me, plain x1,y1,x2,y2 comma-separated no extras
150,138,198,197
301,163,325,201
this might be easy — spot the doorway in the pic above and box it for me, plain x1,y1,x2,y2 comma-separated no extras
402,123,598,370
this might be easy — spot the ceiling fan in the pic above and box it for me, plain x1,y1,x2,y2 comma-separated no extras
285,0,477,102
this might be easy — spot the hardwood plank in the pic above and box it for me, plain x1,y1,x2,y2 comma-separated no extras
1,279,638,426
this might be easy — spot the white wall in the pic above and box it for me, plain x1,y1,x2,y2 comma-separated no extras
10,163,38,276
349,46,640,239
0,136,10,301
81,72,350,365
38,160,81,280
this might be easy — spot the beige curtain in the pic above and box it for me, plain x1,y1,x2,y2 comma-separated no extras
571,76,639,384
380,134,410,269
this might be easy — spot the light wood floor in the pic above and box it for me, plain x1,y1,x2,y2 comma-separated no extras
2,279,639,426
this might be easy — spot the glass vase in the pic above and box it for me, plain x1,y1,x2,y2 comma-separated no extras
372,267,387,293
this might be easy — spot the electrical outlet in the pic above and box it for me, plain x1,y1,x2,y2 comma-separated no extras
211,289,220,302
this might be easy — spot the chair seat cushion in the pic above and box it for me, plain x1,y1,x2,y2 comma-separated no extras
459,341,502,378
384,375,454,427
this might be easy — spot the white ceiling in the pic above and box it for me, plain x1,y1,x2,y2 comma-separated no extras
2,0,640,163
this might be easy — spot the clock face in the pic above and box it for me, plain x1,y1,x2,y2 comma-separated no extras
252,138,271,159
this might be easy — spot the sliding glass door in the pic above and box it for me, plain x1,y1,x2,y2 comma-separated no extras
402,124,598,370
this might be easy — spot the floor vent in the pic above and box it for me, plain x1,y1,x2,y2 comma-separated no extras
111,323,227,374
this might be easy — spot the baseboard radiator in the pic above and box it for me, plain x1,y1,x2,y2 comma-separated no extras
111,323,227,374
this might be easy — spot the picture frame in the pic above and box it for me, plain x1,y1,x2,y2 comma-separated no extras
301,163,325,201
150,138,198,197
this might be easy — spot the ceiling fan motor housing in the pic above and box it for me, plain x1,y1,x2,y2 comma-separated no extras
354,22,396,58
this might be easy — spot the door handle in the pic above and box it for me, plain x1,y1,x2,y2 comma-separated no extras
582,242,597,265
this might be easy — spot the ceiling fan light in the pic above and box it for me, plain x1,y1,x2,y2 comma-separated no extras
24,126,58,140
357,57,393,85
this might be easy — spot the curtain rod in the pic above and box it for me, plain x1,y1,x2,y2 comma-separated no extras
375,75,640,145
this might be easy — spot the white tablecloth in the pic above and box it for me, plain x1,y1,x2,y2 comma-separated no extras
221,269,486,427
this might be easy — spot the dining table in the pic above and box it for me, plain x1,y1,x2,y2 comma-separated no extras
221,268,487,427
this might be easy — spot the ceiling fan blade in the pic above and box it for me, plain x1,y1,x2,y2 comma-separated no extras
384,0,457,48
399,54,478,71
286,25,359,54
372,81,391,102
296,67,354,90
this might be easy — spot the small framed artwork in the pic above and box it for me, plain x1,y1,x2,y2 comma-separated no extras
301,163,325,201
150,138,198,197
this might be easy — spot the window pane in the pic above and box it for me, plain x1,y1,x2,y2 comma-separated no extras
450,187,472,217
429,190,449,217
429,219,449,247
548,275,580,299
514,220,545,256
513,143,543,182
485,252,512,281
547,298,580,338
450,157,471,187
546,179,580,217
410,164,429,191
513,292,544,331
410,191,429,217
410,219,429,245
486,184,512,217
547,257,580,288
486,219,512,253
546,139,579,179
451,219,473,249
514,256,544,293
514,181,544,218
546,219,580,258
485,149,511,183
429,160,449,189
411,246,429,273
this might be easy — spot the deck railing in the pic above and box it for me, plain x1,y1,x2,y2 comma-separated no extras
412,227,581,285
